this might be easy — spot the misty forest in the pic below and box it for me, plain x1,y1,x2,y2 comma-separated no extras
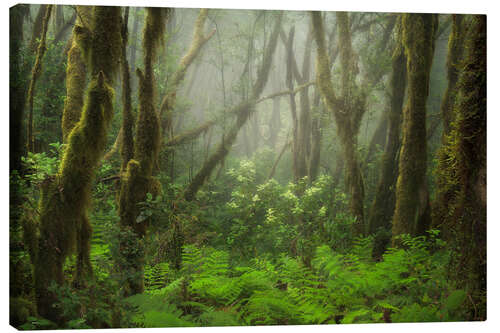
9,4,486,329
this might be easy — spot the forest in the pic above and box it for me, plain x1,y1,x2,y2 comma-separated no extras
9,4,486,329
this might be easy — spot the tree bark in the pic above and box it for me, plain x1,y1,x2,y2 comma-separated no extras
28,7,122,322
61,6,91,142
392,14,438,241
26,5,53,153
434,16,486,316
311,11,367,235
119,7,169,296
368,16,407,258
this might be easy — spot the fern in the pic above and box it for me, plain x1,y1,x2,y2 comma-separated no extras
240,289,300,325
144,262,171,291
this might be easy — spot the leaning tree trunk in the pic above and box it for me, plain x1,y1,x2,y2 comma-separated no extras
391,14,438,242
184,12,283,201
29,5,49,52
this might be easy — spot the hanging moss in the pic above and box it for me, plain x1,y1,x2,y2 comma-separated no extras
120,7,134,171
391,14,438,241
61,6,92,142
31,5,121,319
118,7,169,295
88,6,122,84
33,72,115,320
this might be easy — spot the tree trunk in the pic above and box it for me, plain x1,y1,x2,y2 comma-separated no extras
392,14,438,241
119,7,168,296
433,16,486,316
29,5,48,52
10,5,28,174
26,5,52,153
441,15,466,137
28,7,122,322
311,11,367,235
61,6,91,142
368,17,407,258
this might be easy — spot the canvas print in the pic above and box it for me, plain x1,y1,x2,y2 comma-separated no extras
9,3,486,329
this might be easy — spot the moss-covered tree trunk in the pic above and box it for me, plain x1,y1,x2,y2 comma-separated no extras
284,26,300,181
26,6,122,322
308,92,322,183
433,16,486,317
296,28,313,181
119,7,169,295
29,5,49,52
26,5,52,153
441,15,466,137
158,8,215,175
311,11,367,235
431,15,467,231
368,16,406,257
120,7,134,172
391,14,438,241
61,6,91,142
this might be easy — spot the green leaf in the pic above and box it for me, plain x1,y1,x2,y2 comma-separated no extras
341,309,370,324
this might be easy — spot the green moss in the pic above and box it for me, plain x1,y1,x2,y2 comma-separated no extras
440,15,466,136
62,40,87,142
10,297,36,327
118,8,168,295
88,6,122,84
61,6,92,142
120,8,134,171
34,72,116,321
392,14,438,241
433,15,486,306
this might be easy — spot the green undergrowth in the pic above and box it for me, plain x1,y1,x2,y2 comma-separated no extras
124,230,468,327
